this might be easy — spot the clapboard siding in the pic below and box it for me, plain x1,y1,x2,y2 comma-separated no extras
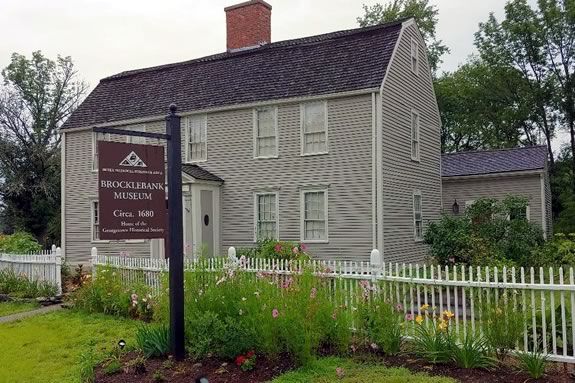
442,174,544,230
64,95,374,262
380,23,442,264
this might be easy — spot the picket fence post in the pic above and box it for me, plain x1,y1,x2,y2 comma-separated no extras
228,247,237,264
55,247,62,295
370,249,382,282
91,247,98,277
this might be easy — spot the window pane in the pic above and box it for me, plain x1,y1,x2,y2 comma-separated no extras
257,194,277,240
303,191,326,240
188,116,207,161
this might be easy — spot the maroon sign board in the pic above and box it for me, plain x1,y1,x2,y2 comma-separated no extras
98,141,167,240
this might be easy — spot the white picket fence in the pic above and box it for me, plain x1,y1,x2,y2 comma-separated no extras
91,247,575,363
0,245,62,295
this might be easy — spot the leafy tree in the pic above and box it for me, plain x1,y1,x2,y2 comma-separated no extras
357,0,449,75
0,51,87,245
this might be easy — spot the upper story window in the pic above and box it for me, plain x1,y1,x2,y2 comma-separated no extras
186,115,207,163
301,101,328,155
255,192,278,241
411,109,420,162
254,107,278,158
413,191,423,241
411,38,420,75
301,189,328,242
127,125,146,144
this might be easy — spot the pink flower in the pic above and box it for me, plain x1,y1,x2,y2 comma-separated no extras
292,247,299,254
350,345,357,353
282,277,293,289
336,367,345,378
370,342,378,350
396,303,403,312
131,293,138,301
301,243,307,251
272,308,279,318
274,243,282,253
405,313,414,321
310,287,317,299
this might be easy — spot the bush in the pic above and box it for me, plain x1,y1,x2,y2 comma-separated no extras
531,233,575,267
0,232,42,254
411,307,453,364
448,333,494,369
236,239,311,261
517,349,548,379
136,324,170,357
0,269,57,298
425,196,545,266
480,293,525,359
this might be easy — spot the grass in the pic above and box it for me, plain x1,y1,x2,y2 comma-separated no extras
272,357,456,383
0,301,39,316
0,310,139,383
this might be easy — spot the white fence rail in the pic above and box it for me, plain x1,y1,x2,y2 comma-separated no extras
92,247,575,364
0,245,62,295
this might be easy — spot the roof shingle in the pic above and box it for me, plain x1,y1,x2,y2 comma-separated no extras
441,146,548,177
61,20,405,130
182,164,223,183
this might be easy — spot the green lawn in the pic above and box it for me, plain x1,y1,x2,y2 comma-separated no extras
272,357,456,383
0,310,138,383
0,301,39,316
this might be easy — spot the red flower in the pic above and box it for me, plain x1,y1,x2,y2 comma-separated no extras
246,350,255,358
236,355,246,366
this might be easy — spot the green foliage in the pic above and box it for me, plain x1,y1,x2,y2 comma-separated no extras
480,294,525,359
531,233,575,266
425,196,545,266
236,239,311,261
412,321,452,364
448,333,495,369
103,359,122,375
0,301,38,316
0,232,42,253
152,369,165,382
0,269,57,297
0,51,87,244
357,0,449,74
72,266,155,320
135,324,170,358
357,291,403,355
517,349,548,379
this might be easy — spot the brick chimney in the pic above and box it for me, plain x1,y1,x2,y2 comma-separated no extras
225,0,272,52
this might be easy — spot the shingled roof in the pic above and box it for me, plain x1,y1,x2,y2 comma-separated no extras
442,146,548,177
182,164,223,183
61,19,406,130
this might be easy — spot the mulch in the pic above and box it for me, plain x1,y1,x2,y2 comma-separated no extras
94,351,575,383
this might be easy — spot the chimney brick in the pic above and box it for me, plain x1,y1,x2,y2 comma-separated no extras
225,0,272,51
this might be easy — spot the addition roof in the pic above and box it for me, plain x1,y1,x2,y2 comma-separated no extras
441,146,548,177
61,19,407,130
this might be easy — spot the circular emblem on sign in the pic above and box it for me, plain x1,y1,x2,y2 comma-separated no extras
204,215,209,226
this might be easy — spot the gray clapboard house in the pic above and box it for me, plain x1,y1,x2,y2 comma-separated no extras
441,146,552,238
60,0,442,265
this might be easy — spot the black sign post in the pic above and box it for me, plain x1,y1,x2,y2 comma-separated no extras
166,104,185,359
93,104,185,360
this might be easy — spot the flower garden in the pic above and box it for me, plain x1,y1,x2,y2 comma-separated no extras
64,250,573,383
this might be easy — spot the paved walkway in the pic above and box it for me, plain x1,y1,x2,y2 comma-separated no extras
0,304,63,324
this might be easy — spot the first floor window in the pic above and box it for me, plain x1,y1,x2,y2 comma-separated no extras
187,115,207,162
510,205,529,221
92,201,100,241
302,190,328,241
255,193,278,240
413,191,423,241
254,107,278,157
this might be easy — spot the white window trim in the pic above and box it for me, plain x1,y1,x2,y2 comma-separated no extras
413,190,423,242
300,188,329,243
300,101,329,156
410,109,420,162
90,199,109,243
184,114,208,163
410,37,420,75
91,132,111,172
253,107,279,159
507,205,531,222
253,191,279,242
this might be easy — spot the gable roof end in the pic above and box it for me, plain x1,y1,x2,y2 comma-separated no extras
61,19,406,130
441,146,548,177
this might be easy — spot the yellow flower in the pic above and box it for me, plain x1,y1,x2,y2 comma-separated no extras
438,319,448,331
443,310,455,320
420,304,430,311
415,315,424,324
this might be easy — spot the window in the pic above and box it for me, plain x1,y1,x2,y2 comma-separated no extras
411,110,420,162
91,201,100,241
510,205,530,221
301,189,328,242
92,132,111,171
254,193,278,240
411,38,420,75
186,115,207,162
301,101,328,155
413,191,423,241
254,107,278,158
127,125,146,144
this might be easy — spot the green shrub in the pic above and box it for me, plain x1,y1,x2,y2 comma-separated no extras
0,232,42,254
517,349,548,379
480,293,525,359
236,239,311,261
0,269,57,297
412,322,452,364
448,333,495,369
531,233,575,267
136,324,170,358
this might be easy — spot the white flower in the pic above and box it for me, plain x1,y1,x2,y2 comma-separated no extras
239,309,243,316
242,297,247,301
